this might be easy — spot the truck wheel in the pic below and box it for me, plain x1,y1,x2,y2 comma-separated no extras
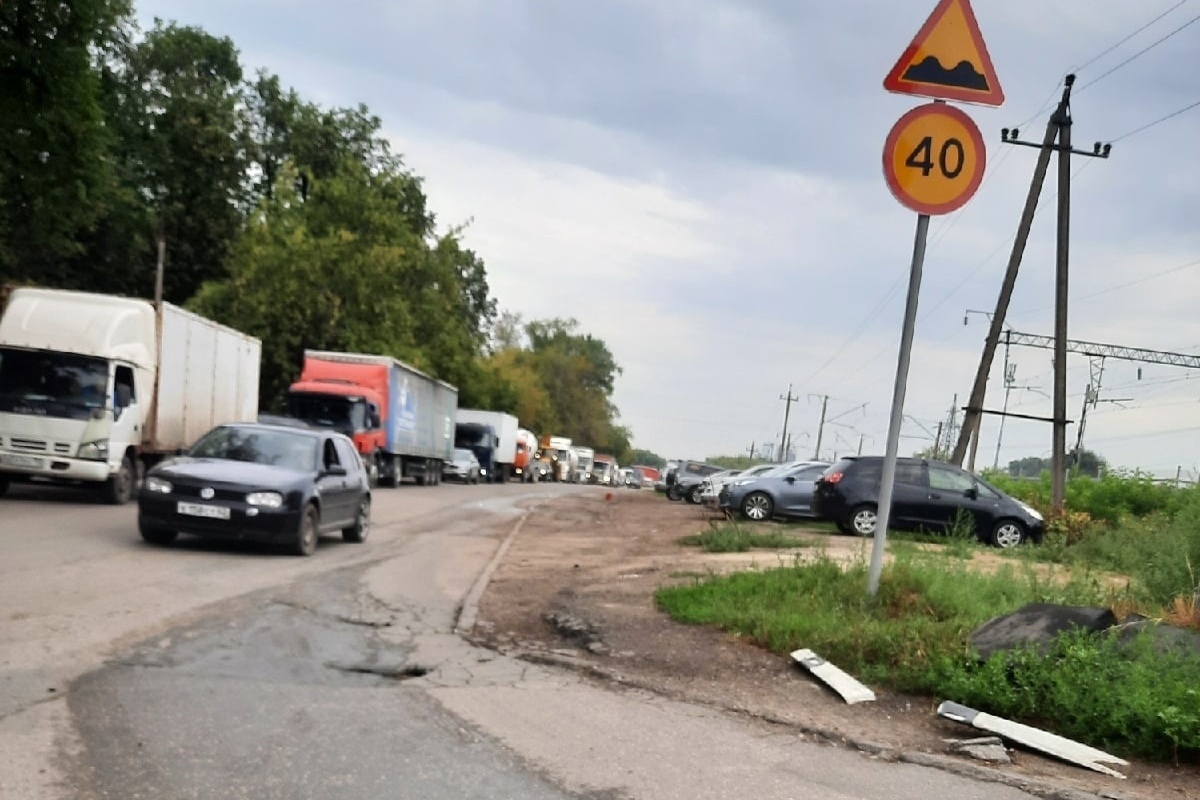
0,477,8,497
293,505,319,556
103,455,135,505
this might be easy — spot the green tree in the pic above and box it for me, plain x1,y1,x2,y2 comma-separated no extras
0,0,132,284
628,449,666,468
82,19,249,302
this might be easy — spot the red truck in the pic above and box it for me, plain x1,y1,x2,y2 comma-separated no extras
286,350,458,487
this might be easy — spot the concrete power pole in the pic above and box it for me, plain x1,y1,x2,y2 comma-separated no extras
779,384,800,464
811,394,829,460
952,74,1110,513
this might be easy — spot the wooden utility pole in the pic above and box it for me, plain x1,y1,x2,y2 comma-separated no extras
779,384,799,464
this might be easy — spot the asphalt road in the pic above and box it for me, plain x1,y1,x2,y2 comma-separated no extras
0,479,1043,800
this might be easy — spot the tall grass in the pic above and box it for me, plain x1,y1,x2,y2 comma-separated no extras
656,549,1200,760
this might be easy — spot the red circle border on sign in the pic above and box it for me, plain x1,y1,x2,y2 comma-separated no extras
882,102,986,216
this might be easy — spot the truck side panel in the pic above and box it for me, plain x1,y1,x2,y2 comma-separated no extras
151,303,261,452
385,361,454,459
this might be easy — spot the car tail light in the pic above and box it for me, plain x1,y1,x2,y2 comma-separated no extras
824,471,844,484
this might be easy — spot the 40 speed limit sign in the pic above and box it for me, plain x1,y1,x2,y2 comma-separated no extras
883,102,985,215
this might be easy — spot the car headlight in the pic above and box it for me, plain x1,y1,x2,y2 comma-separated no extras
79,439,109,460
144,476,173,494
733,479,757,487
246,491,284,508
1018,501,1043,521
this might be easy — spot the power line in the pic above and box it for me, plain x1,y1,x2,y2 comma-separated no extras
1072,0,1196,74
1008,256,1200,320
1111,97,1200,142
1076,11,1200,94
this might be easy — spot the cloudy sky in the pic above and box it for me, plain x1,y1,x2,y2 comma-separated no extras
139,0,1200,476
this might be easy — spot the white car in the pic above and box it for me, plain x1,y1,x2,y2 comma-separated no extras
699,464,778,506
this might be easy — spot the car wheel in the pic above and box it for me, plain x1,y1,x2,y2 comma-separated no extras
850,504,878,537
686,485,703,504
990,519,1026,549
103,455,135,505
342,496,370,543
293,504,319,556
138,520,177,546
666,484,683,501
741,492,774,522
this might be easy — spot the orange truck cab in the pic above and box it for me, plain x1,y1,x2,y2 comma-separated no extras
285,350,458,487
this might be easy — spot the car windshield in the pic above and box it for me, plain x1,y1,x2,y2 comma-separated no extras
0,347,109,420
189,426,318,471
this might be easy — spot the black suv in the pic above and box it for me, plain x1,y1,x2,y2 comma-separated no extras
811,456,1044,548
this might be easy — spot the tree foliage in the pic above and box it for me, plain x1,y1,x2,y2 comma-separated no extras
2,2,635,458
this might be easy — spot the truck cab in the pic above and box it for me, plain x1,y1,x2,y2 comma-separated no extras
454,421,498,482
287,362,386,485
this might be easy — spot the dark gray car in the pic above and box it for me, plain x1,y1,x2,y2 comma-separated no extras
719,461,829,521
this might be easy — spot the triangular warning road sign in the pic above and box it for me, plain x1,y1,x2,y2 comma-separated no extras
884,0,1004,107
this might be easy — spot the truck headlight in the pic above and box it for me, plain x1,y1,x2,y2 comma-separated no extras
79,439,109,460
144,476,173,494
247,491,284,508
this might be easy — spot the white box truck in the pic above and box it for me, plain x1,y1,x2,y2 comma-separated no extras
0,287,261,503
453,408,519,482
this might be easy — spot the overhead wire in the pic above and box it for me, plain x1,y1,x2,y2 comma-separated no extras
792,3,1199,392
1075,10,1200,94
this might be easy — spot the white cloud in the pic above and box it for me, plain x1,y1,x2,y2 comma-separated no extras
136,0,1200,475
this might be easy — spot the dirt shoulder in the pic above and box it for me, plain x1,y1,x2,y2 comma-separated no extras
465,488,1197,800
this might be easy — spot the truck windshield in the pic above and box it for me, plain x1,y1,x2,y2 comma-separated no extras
455,424,490,448
0,348,108,420
287,393,365,436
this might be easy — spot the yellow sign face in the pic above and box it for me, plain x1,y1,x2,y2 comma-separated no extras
883,0,1004,106
883,102,985,215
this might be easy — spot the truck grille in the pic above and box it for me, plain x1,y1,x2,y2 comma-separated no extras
10,437,48,452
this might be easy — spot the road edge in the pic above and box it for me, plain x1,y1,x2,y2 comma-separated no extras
455,504,537,636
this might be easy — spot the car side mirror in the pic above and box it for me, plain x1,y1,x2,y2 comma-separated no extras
965,485,979,499
786,476,796,484
325,464,347,477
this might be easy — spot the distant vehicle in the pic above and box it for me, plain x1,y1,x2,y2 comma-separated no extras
0,287,261,504
572,446,595,483
136,421,371,556
443,447,482,484
720,461,829,521
811,456,1045,548
666,461,727,503
700,463,777,506
592,454,618,485
454,409,519,482
286,350,457,488
539,435,575,482
513,428,540,482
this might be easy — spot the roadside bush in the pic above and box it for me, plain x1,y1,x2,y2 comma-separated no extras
985,469,1189,525
677,522,810,553
931,629,1200,761
654,550,1200,761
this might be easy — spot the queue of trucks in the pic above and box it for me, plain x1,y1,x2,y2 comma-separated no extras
0,286,621,502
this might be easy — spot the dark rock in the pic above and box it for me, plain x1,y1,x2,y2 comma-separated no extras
969,603,1117,660
1109,617,1200,659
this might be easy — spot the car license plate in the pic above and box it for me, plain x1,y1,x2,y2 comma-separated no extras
1,453,44,469
177,501,231,520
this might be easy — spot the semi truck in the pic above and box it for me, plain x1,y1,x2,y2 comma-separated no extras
286,350,457,487
0,287,261,503
453,409,518,482
513,428,539,481
538,434,575,482
572,446,595,484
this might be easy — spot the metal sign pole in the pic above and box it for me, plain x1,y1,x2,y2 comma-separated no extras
867,213,929,596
